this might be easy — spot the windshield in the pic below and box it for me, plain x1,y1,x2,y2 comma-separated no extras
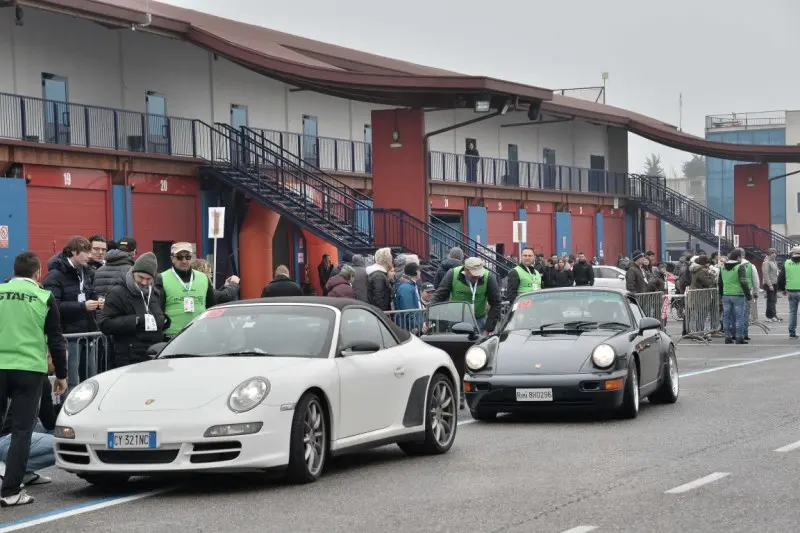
424,302,476,335
160,305,336,359
503,290,631,332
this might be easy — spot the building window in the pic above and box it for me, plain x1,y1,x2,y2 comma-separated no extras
42,73,69,144
231,104,248,129
796,192,800,214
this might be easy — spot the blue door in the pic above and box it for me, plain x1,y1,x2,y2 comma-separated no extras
302,115,319,167
42,73,69,145
364,124,372,173
146,91,169,154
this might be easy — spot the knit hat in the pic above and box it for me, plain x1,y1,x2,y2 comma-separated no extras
132,252,158,277
631,250,644,262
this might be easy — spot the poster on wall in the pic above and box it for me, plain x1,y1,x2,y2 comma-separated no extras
0,226,8,248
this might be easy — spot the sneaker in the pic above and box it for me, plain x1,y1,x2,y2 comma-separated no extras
0,490,34,507
22,472,51,486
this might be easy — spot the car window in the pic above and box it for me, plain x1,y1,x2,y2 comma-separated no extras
160,305,335,358
340,308,390,350
425,302,477,335
379,319,398,348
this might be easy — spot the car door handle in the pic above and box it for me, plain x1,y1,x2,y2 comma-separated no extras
394,366,405,377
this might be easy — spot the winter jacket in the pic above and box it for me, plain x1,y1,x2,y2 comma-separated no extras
762,258,779,288
214,281,240,303
689,263,716,290
318,263,334,296
366,264,392,311
352,266,369,302
571,261,595,286
549,269,574,288
719,260,753,300
93,249,135,299
261,275,303,298
325,275,355,299
433,258,461,288
98,271,168,368
646,271,666,293
393,276,423,331
43,253,98,334
625,263,648,294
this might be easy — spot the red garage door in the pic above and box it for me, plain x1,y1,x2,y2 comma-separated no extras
487,211,514,255
25,166,110,276
527,213,554,256
645,215,659,261
572,215,595,258
603,212,625,265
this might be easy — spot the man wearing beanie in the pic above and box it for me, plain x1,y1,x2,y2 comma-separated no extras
98,252,168,368
625,251,648,293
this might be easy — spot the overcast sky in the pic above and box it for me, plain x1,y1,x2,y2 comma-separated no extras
164,0,800,176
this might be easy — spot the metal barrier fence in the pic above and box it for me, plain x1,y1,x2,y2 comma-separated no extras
747,296,770,333
677,288,721,344
63,332,108,389
635,291,669,327
384,309,427,335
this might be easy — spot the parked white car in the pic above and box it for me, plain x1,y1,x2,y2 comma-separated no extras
593,265,675,294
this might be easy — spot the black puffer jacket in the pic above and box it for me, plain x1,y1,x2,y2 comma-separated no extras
93,249,135,299
261,275,303,298
43,253,97,333
98,271,168,368
367,267,392,311
434,258,461,288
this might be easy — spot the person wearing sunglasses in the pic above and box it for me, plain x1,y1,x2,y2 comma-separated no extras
156,242,216,338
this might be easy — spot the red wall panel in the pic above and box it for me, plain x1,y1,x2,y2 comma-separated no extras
429,195,466,212
645,215,659,262
130,174,200,256
734,164,771,253
527,213,554,256
570,204,596,258
602,208,625,265
487,211,515,255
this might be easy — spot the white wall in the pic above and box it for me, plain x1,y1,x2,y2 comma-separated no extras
0,7,610,169
784,111,800,237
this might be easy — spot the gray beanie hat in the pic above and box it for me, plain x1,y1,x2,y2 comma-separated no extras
132,252,158,277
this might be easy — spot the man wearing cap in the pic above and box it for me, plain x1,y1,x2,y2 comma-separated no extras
419,283,436,307
155,242,215,338
505,247,543,303
625,251,649,293
93,237,137,300
778,245,800,338
431,257,502,336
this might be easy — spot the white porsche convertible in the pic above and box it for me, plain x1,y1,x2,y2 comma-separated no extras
53,297,461,485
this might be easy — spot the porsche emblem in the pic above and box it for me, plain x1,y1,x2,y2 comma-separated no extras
144,399,155,405
535,363,542,369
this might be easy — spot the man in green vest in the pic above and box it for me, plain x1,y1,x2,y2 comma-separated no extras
718,248,752,345
778,245,800,339
0,252,67,507
156,242,216,337
505,247,542,303
431,257,502,336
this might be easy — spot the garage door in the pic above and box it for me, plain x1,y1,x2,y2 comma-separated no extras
572,215,595,258
487,211,514,255
645,216,659,261
527,213,554,256
132,193,197,257
28,187,108,275
603,215,625,264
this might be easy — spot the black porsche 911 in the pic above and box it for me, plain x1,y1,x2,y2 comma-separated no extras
459,287,679,421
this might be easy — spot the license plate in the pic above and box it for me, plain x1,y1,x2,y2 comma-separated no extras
107,431,157,449
516,388,553,402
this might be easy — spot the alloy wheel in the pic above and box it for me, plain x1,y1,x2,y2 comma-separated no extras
303,399,326,477
429,380,456,447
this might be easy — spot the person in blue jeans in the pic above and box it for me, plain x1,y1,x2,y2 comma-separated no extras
777,245,800,338
718,249,752,344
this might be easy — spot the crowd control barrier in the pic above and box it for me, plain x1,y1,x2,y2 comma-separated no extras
63,332,108,389
747,296,770,333
635,291,669,327
676,288,721,344
384,309,427,335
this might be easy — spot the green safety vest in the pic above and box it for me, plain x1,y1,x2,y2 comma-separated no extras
721,264,745,296
784,260,800,291
514,265,542,294
743,263,753,288
0,278,52,374
450,266,489,318
162,268,209,335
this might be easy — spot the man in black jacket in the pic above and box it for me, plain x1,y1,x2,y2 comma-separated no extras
261,265,303,297
94,237,136,299
572,252,595,287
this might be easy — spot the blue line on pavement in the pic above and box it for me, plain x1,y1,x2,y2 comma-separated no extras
0,494,133,529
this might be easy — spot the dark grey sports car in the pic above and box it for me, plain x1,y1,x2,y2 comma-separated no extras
460,287,679,421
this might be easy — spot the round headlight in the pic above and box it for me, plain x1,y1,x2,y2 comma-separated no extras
591,344,616,369
228,377,270,413
465,346,488,371
63,380,98,416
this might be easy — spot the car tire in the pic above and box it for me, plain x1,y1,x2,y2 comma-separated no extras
469,408,497,422
77,473,131,487
617,360,640,419
649,347,679,404
398,372,458,456
284,391,327,484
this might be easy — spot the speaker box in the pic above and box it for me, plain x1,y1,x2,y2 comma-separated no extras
527,102,541,121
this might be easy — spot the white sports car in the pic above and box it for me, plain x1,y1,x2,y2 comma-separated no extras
53,297,461,486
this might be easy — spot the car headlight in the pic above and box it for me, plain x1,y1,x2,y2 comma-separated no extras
591,344,616,369
465,346,488,371
63,380,98,416
228,377,270,413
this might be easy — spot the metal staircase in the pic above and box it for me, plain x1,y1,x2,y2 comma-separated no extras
194,121,516,280
628,173,798,258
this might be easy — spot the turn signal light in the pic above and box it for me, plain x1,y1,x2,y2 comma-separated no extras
463,382,473,392
604,378,624,391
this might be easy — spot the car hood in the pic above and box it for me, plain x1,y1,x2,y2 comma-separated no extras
495,329,624,374
97,357,313,412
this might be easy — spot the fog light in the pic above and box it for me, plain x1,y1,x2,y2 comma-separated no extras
604,378,624,391
204,422,263,438
54,426,75,439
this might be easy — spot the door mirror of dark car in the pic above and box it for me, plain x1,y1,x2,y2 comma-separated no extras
340,342,382,357
147,342,168,358
638,317,661,333
451,321,478,339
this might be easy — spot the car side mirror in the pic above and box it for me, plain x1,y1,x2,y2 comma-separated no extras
617,274,625,280
340,341,381,357
147,342,168,358
451,321,479,340
638,317,661,333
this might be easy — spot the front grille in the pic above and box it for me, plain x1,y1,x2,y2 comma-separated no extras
95,450,179,464
190,441,242,464
57,443,90,465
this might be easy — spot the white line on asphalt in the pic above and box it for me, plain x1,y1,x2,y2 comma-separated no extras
0,487,175,532
560,527,598,533
665,472,730,494
774,439,800,453
679,350,800,378
678,357,759,361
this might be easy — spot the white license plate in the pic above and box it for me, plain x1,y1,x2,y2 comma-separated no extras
107,431,157,449
516,388,553,402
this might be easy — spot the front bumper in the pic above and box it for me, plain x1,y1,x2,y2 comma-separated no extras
54,407,293,474
464,371,627,413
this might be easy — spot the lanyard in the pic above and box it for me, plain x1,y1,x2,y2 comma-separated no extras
140,285,152,313
467,279,478,302
172,268,194,292
67,258,84,292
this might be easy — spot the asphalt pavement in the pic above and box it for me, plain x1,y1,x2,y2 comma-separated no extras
2,294,800,532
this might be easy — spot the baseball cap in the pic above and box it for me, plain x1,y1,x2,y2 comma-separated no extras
171,242,194,256
791,246,800,257
117,236,137,252
421,283,435,292
463,257,485,277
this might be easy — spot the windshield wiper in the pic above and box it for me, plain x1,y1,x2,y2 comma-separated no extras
207,351,276,357
158,353,202,359
530,321,598,334
597,321,631,329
